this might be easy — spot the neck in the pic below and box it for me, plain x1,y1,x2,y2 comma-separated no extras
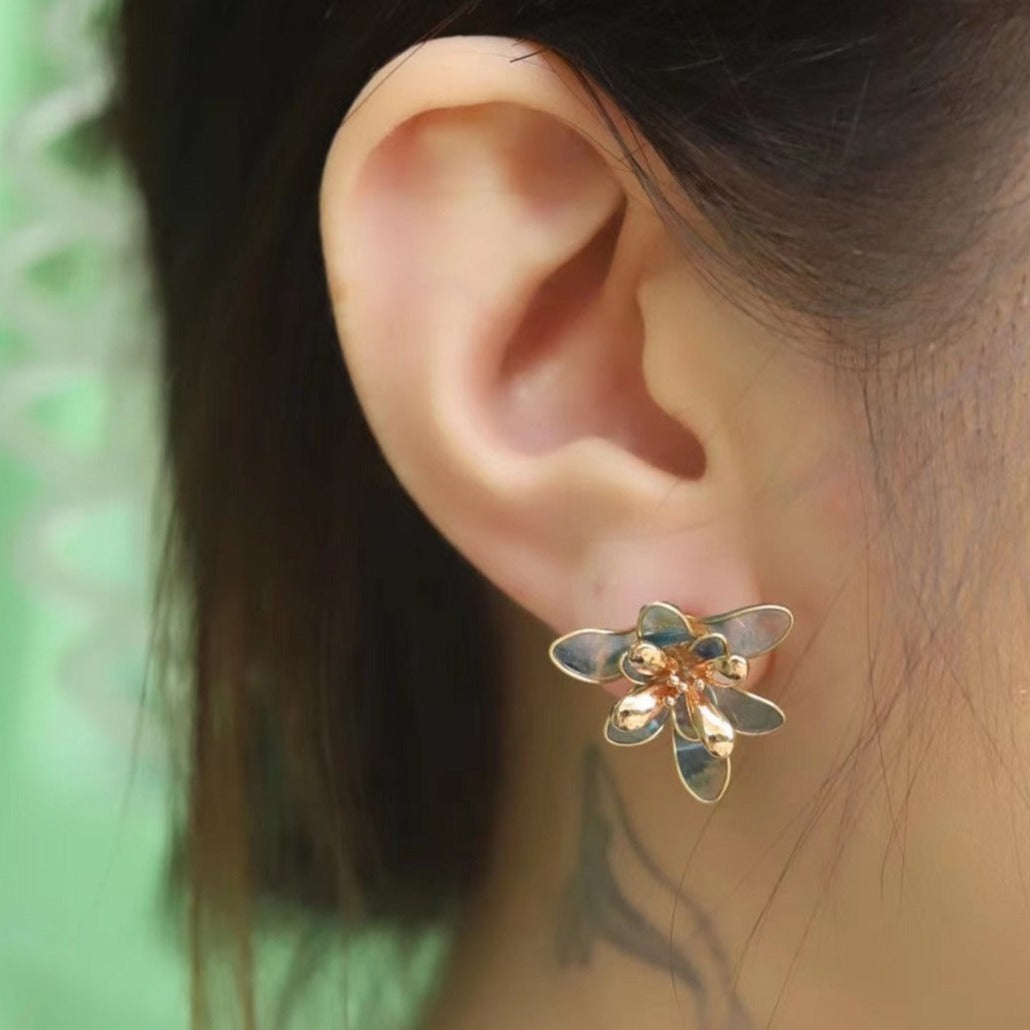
421,596,884,1030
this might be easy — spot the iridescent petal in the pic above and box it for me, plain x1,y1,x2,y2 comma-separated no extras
699,604,793,658
604,707,669,747
689,633,729,662
711,685,785,735
671,732,731,803
637,602,694,649
549,627,636,683
671,693,697,740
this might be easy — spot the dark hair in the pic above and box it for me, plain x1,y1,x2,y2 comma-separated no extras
112,1,1030,1025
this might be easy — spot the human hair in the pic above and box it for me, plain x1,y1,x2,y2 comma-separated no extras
111,1,1030,1026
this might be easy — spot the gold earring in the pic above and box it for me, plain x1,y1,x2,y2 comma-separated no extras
549,601,794,803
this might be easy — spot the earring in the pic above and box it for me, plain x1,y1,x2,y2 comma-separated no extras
549,601,794,803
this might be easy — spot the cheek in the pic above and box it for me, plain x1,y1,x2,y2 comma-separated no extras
799,428,879,591
820,463,867,539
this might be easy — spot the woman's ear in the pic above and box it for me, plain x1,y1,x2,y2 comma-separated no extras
319,36,855,642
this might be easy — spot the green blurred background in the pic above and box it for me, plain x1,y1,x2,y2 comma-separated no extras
0,1,186,1027
0,4,448,1028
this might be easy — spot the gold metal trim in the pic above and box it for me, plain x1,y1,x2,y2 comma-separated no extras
550,600,794,803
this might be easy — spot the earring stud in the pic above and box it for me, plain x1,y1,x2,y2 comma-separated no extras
548,601,794,803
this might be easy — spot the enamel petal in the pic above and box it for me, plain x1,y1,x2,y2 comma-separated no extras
637,602,694,649
549,627,636,683
671,693,698,740
671,732,731,803
700,604,793,658
712,686,785,735
689,632,729,662
604,707,669,747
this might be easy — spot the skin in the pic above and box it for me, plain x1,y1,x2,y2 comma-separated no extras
319,36,1030,1030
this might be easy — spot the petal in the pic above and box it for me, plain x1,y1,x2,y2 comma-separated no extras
691,697,736,758
636,602,694,649
604,707,669,747
619,651,650,684
610,684,671,732
549,627,636,683
689,633,729,662
711,686,785,735
671,693,697,740
705,654,749,687
622,641,672,683
698,604,793,658
671,732,731,803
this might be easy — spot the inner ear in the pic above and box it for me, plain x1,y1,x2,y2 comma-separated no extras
495,198,706,480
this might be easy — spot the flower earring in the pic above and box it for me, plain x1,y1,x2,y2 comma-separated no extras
548,601,794,803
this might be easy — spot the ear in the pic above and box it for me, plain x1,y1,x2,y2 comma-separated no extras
319,36,847,643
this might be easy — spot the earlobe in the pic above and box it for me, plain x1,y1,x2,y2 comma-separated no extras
319,36,792,639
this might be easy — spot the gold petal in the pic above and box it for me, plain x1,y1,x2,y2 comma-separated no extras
706,653,749,687
689,697,736,758
619,641,669,684
611,684,671,732
604,708,669,747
